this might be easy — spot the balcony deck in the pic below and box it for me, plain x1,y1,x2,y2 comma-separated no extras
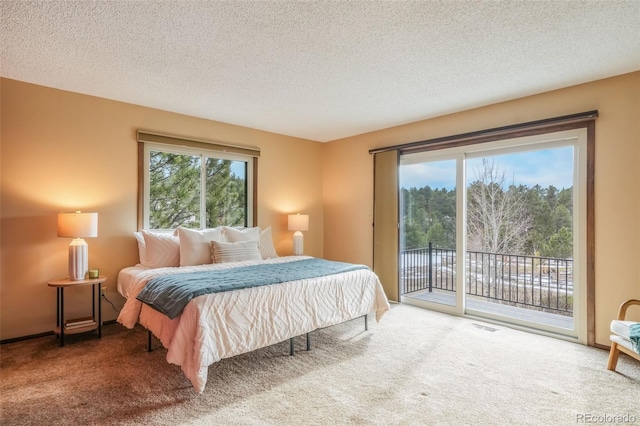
404,288,574,330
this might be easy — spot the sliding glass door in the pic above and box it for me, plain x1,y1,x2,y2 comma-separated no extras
399,130,587,340
400,156,459,311
463,145,579,332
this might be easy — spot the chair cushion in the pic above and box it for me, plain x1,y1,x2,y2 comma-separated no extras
610,320,636,340
610,334,634,352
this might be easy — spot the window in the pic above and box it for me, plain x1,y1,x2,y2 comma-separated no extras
138,131,258,230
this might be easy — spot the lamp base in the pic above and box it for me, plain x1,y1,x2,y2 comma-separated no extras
292,231,304,256
69,238,88,280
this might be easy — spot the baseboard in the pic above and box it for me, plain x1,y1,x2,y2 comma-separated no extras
0,319,118,345
594,342,611,351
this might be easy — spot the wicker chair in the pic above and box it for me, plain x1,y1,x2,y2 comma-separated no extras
607,299,640,371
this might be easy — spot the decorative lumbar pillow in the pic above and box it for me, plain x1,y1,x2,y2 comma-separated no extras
222,226,261,243
141,230,180,268
211,240,262,263
176,226,224,266
259,226,278,259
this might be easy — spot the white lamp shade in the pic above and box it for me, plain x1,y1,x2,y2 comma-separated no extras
288,214,309,232
58,212,98,280
58,212,98,238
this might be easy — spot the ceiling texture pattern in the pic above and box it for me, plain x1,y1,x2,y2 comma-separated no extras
1,1,639,142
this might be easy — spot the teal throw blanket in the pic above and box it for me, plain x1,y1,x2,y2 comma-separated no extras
630,323,640,354
136,258,369,319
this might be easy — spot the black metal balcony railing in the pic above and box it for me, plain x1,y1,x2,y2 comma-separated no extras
401,243,574,316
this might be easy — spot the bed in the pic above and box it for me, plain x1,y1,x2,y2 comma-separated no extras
116,226,390,393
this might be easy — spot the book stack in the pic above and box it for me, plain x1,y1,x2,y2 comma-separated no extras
65,316,96,329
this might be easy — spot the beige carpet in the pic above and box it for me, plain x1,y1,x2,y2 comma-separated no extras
1,304,638,425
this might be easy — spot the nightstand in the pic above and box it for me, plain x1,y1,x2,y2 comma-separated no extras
48,276,107,347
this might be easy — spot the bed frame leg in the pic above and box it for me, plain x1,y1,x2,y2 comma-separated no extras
288,316,367,357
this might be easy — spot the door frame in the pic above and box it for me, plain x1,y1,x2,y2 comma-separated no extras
373,112,596,345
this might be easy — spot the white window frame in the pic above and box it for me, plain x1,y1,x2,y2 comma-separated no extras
142,142,254,231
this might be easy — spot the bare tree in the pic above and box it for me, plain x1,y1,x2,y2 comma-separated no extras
467,159,532,299
467,158,531,254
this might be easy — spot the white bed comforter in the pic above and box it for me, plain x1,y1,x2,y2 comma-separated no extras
117,256,390,392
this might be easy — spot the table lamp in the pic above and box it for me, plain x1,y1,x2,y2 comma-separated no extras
58,211,98,280
288,214,309,256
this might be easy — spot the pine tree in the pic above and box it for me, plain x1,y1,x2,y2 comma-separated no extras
148,152,246,229
149,151,201,229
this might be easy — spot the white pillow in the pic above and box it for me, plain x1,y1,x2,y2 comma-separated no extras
222,226,261,242
134,232,147,266
176,226,223,266
211,240,262,263
142,230,180,268
259,226,278,259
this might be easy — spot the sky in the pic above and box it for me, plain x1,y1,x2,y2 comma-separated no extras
230,161,246,178
399,146,574,190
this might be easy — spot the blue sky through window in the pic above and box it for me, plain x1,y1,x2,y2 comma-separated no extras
230,161,246,178
400,147,574,190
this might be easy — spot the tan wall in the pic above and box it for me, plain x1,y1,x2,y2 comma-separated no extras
323,71,640,346
2,73,639,345
0,78,323,340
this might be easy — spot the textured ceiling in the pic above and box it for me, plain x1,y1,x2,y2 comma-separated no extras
1,1,639,142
